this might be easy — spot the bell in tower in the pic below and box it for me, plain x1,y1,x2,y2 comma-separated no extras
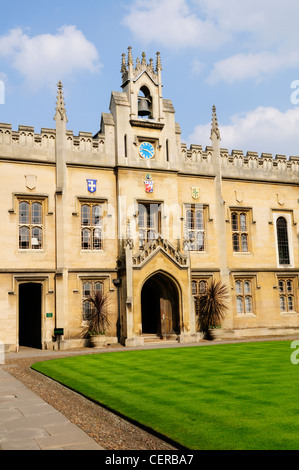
138,86,152,118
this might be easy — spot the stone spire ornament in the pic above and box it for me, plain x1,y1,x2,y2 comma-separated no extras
210,105,220,141
121,53,127,74
54,81,67,122
156,51,162,71
127,46,133,66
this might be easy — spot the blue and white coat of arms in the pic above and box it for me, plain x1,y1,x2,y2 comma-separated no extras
87,179,97,193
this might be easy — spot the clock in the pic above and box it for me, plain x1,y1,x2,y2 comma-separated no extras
139,141,155,159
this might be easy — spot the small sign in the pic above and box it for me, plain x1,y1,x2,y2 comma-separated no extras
54,328,64,336
46,312,53,318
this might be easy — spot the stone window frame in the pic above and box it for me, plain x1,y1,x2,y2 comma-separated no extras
233,275,257,317
184,203,207,252
80,202,104,251
82,279,104,322
18,198,44,251
230,209,251,253
276,275,298,315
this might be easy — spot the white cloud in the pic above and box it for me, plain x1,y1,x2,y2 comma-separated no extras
123,0,299,82
207,51,299,84
0,26,101,88
189,106,299,157
122,0,229,49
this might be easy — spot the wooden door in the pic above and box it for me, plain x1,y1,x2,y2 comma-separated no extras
160,298,173,338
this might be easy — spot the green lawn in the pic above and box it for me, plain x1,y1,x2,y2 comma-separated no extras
31,341,299,450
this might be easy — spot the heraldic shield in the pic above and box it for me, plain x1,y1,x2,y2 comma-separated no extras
87,179,97,193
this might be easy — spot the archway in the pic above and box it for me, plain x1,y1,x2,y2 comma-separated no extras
19,283,42,349
141,272,180,338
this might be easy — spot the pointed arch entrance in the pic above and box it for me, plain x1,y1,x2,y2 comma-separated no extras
141,272,180,338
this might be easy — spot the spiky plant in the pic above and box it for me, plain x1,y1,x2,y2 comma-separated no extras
196,279,229,340
83,291,110,337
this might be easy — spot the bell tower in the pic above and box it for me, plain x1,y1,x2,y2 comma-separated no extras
107,47,180,170
121,47,164,123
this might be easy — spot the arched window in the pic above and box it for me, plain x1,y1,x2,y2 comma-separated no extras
276,217,290,264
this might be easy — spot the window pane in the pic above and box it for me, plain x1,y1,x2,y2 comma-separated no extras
81,228,91,249
232,213,239,231
83,301,92,321
235,281,242,294
32,202,42,224
81,205,90,226
280,295,286,311
233,233,240,252
240,213,247,231
244,281,251,294
196,232,205,251
237,296,243,313
19,202,29,224
186,209,194,230
288,296,294,311
93,228,102,250
192,281,197,295
19,226,29,249
138,204,146,227
277,217,290,264
83,282,92,297
245,296,252,313
195,209,203,230
148,229,156,240
278,280,285,293
199,281,207,294
92,205,102,226
241,234,248,252
94,282,103,295
286,280,293,293
32,227,42,249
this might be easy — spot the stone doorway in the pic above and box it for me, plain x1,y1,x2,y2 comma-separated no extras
141,272,180,338
19,283,42,349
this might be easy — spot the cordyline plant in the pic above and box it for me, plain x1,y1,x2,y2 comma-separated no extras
83,291,110,337
195,279,229,340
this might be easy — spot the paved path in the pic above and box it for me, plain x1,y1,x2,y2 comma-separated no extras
0,348,104,450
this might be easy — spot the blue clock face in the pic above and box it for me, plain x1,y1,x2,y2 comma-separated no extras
139,141,154,159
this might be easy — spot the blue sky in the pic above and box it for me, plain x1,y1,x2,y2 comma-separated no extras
1,0,299,157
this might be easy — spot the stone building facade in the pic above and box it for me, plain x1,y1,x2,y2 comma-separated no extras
1,48,299,351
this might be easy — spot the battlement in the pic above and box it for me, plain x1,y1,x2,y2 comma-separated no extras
181,142,299,181
0,123,105,155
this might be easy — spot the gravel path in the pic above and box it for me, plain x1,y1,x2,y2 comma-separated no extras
3,353,177,451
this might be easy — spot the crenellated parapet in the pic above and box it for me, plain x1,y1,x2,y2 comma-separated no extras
0,123,56,149
181,141,299,181
0,122,107,163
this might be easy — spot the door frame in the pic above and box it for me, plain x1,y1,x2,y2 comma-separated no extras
141,270,181,337
18,281,43,349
